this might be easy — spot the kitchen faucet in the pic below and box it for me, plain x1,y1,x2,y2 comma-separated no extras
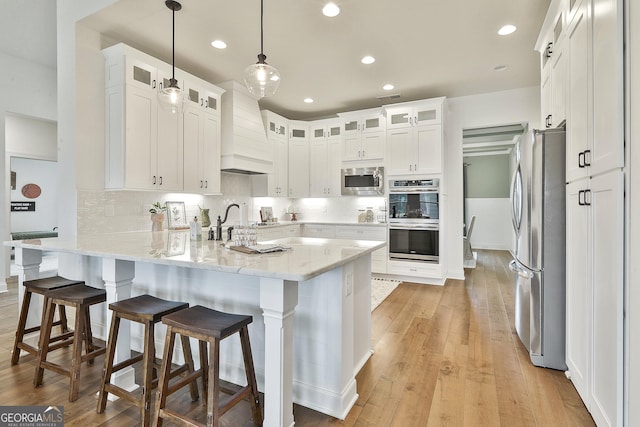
216,203,239,241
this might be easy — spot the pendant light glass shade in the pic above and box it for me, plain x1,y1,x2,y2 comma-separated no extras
158,0,183,113
244,54,281,98
244,0,280,98
158,78,183,114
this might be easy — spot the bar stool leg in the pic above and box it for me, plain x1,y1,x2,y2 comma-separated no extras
240,327,263,425
179,334,200,402
199,340,209,405
11,290,33,365
206,338,220,427
69,302,86,402
83,305,96,364
34,299,56,387
141,321,155,427
152,325,177,427
58,304,69,333
97,313,121,413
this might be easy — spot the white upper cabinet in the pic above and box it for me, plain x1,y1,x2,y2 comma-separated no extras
309,119,342,197
103,44,184,191
252,110,289,197
384,98,445,176
564,0,623,182
182,77,224,195
338,108,385,163
536,0,567,129
103,43,225,193
385,102,442,129
288,120,309,198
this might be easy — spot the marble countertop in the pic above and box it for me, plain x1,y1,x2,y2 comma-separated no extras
257,220,388,228
7,231,385,282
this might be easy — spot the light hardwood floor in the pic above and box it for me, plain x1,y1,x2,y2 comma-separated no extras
0,250,594,426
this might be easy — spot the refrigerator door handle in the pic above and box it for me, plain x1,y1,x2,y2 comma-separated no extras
510,166,523,234
509,259,540,278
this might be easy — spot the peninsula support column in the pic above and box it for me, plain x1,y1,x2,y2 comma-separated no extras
259,278,298,427
102,258,137,395
15,248,43,328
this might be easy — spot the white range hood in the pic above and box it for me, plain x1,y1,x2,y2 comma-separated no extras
217,80,273,174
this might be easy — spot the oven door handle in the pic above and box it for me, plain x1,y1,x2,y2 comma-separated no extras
389,187,439,193
390,225,439,231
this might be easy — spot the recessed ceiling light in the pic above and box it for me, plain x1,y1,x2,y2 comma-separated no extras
494,65,508,71
210,40,227,49
361,56,375,65
498,24,517,36
304,98,314,103
322,2,340,17
383,84,394,91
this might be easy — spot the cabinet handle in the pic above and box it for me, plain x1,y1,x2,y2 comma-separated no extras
204,180,208,188
578,151,585,168
362,150,365,158
200,98,204,107
152,80,157,89
546,42,553,58
578,190,585,206
152,176,157,185
546,114,552,128
584,189,592,206
159,176,163,185
200,180,204,188
584,149,591,167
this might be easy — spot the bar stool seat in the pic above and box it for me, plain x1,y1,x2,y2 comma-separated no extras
11,276,84,365
33,284,107,402
152,305,263,427
97,294,200,427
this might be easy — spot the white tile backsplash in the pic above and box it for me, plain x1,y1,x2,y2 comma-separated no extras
77,172,387,235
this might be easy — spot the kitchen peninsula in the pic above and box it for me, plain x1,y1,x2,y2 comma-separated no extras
8,232,385,427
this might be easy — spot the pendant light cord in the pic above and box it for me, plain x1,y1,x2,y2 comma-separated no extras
260,0,264,56
172,5,176,80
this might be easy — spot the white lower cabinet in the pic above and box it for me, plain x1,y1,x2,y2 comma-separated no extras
566,170,623,427
256,224,300,242
334,226,387,274
302,224,336,239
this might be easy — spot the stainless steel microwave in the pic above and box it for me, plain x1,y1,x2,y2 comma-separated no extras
341,167,384,196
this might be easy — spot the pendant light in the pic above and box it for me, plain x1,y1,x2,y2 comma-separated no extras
244,0,281,98
158,0,184,113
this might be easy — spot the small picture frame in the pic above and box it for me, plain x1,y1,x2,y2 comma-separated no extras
166,201,188,229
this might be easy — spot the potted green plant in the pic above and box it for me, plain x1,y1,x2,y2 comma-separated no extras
149,202,167,232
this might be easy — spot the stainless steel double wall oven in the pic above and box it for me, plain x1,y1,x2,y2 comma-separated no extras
387,178,439,262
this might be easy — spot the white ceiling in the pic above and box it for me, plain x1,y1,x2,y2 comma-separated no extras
2,0,550,121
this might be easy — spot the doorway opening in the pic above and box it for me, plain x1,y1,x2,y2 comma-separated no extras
462,122,527,266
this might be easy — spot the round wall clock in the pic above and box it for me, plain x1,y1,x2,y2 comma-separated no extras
21,183,42,199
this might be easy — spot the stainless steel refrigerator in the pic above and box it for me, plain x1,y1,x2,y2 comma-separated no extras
509,127,566,370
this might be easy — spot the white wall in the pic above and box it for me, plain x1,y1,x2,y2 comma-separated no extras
445,87,540,278
10,158,59,232
464,198,512,250
625,0,639,424
5,113,57,160
6,114,59,233
0,52,57,287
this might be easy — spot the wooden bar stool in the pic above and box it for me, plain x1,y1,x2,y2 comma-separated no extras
152,305,263,427
11,276,84,365
33,284,107,402
97,294,200,427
